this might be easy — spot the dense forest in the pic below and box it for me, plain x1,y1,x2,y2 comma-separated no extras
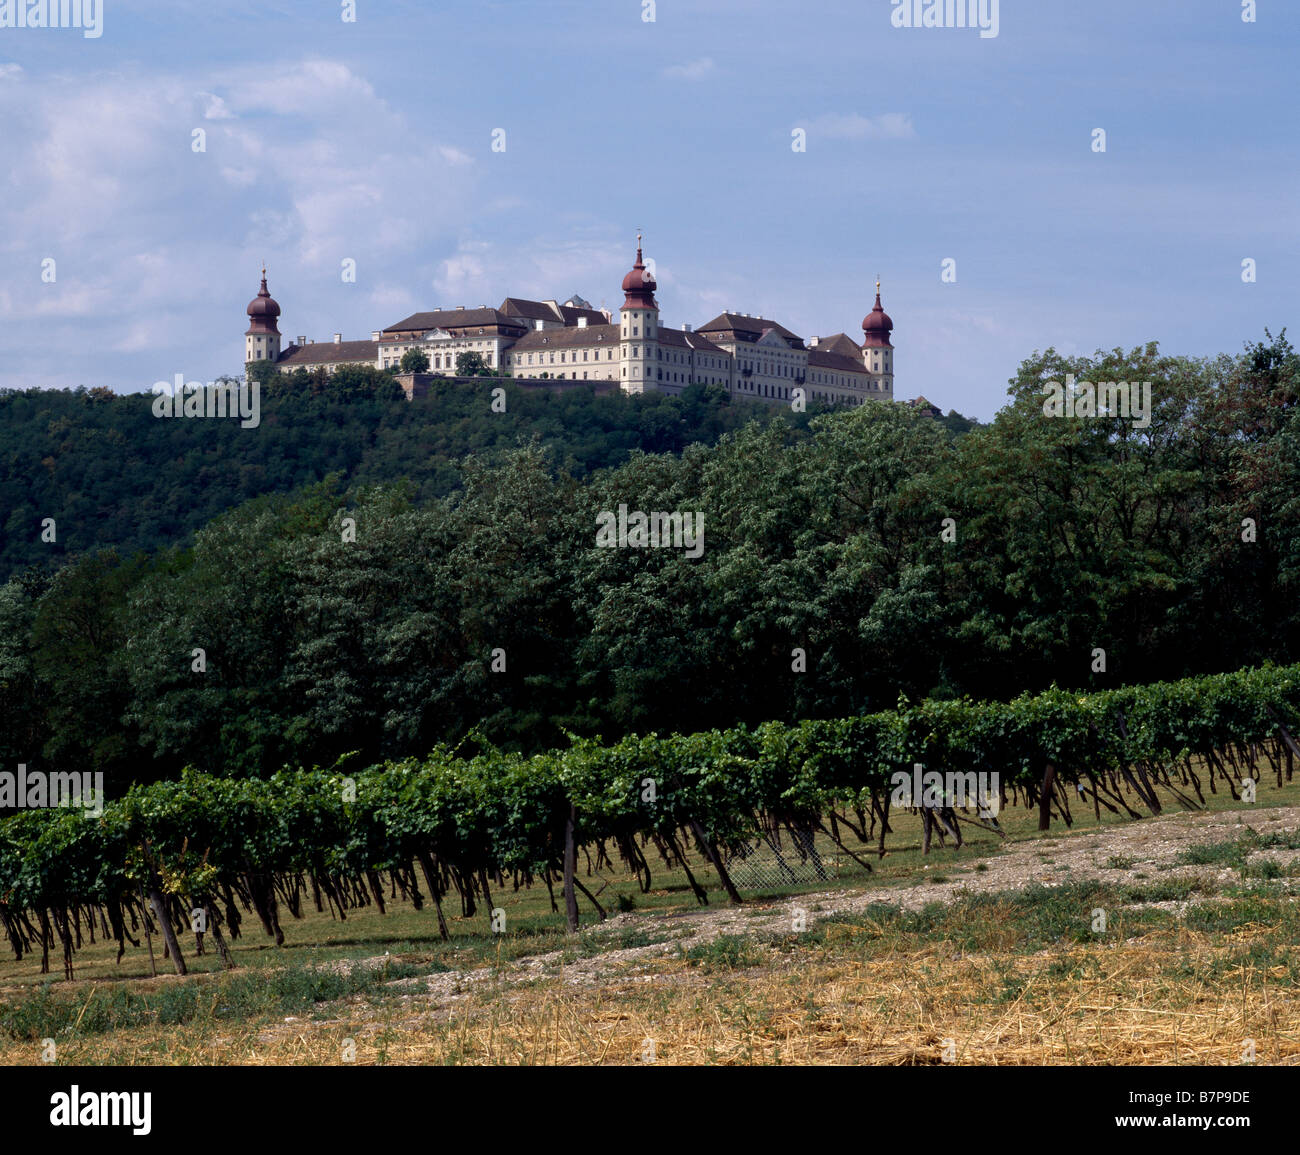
0,334,1295,799
0,366,973,581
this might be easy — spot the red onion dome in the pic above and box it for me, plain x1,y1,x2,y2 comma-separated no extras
862,280,893,347
621,235,657,309
246,267,281,334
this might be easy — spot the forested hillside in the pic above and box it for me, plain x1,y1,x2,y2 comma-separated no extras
0,335,1295,792
3,368,960,581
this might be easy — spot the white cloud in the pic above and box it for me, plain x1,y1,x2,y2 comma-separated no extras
432,234,632,313
435,250,491,304
808,112,916,140
663,57,715,81
223,59,378,119
0,57,486,388
199,92,233,120
0,63,23,81
365,284,419,319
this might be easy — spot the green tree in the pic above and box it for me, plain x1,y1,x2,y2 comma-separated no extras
0,579,45,772
1179,330,1300,669
30,550,153,782
246,359,280,389
933,343,1213,694
400,348,430,373
122,484,346,777
456,352,492,377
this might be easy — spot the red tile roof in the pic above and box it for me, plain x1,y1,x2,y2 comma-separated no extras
694,312,803,346
510,324,621,351
658,328,727,354
809,333,862,358
498,298,608,327
383,307,523,335
277,340,380,366
558,304,609,326
808,348,870,376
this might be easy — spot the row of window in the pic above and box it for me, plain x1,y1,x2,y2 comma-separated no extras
739,359,803,378
496,364,872,401
657,348,721,368
411,343,890,394
811,391,868,406
513,345,727,371
513,348,617,367
384,339,497,352
380,339,500,370
809,370,887,387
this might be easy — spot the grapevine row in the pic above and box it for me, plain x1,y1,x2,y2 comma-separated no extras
2,662,1298,979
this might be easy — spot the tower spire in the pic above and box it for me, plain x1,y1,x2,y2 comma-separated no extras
245,265,283,364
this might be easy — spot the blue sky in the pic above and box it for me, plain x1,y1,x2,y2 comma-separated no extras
0,0,1294,418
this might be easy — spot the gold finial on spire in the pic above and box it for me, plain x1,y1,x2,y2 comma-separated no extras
876,275,881,294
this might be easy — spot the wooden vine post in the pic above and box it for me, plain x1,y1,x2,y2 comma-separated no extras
1039,761,1056,832
563,803,580,933
688,818,743,905
140,842,186,976
137,879,157,978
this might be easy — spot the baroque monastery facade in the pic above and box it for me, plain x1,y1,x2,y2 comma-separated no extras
244,238,896,407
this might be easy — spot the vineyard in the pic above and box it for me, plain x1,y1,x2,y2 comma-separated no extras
3,662,1299,982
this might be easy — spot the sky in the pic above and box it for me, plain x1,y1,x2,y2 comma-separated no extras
0,0,1295,419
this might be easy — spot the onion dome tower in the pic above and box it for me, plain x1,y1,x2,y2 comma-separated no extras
245,266,282,365
861,278,894,396
619,234,659,394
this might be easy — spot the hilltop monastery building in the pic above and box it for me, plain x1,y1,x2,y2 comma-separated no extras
244,237,897,408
